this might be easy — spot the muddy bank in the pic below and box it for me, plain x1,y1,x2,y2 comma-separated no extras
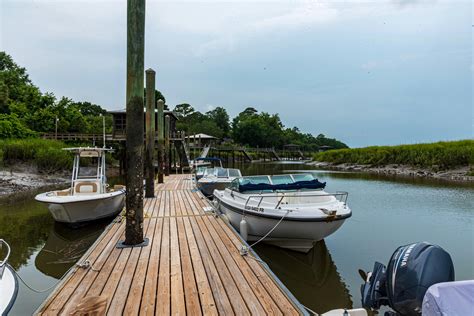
0,165,69,198
307,161,474,182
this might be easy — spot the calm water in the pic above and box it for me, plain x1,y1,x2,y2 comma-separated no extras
1,163,473,315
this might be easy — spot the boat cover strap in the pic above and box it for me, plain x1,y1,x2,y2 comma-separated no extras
238,179,326,192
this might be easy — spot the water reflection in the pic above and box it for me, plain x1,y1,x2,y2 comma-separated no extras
0,196,53,270
254,241,352,314
35,221,108,279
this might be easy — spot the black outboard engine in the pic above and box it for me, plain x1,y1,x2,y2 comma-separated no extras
360,242,454,315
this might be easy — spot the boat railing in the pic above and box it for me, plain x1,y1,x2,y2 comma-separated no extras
243,191,349,211
0,239,11,278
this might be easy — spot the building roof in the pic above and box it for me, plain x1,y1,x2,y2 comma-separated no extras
186,133,217,139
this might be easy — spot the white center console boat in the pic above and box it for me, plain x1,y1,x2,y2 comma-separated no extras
35,147,125,225
213,173,351,252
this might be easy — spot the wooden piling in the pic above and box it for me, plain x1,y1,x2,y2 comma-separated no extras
165,115,170,176
124,0,145,245
145,68,156,198
157,99,165,183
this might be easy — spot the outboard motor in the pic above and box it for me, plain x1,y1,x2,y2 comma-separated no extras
360,242,454,316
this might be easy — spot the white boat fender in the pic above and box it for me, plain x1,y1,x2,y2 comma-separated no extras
240,217,248,241
220,214,230,224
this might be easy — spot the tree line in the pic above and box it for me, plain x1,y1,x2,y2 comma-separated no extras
1,52,347,150
173,104,347,150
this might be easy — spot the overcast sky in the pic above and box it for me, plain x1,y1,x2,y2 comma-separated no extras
1,0,472,147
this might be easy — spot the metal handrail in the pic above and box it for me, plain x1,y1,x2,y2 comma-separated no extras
243,191,349,210
0,239,11,267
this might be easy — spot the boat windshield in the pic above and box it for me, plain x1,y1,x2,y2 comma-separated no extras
292,174,315,182
228,169,242,177
239,176,271,185
203,168,215,176
233,173,325,193
196,166,207,173
77,157,100,179
271,175,294,184
214,168,242,178
216,168,228,177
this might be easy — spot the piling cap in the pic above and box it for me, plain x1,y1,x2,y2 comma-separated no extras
145,68,156,73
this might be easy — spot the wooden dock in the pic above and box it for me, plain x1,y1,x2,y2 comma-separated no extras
36,174,305,315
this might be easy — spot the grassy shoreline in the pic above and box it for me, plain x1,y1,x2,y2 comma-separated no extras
313,140,473,171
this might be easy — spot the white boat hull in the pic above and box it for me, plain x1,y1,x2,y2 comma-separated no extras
218,201,346,252
0,264,18,315
35,190,125,224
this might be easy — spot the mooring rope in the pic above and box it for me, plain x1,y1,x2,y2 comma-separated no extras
10,258,100,293
240,209,291,256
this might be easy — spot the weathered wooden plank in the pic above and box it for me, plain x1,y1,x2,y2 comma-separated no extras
139,217,164,315
109,199,156,314
183,190,203,216
95,246,131,310
203,215,283,315
164,191,170,217
170,217,186,315
176,217,202,315
182,217,218,316
42,220,123,313
190,216,243,315
60,225,125,315
215,219,300,315
156,217,171,314
195,216,263,314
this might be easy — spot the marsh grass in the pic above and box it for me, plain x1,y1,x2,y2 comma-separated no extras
0,138,72,173
313,140,474,170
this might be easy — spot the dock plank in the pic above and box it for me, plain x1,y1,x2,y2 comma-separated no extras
36,174,302,316
156,217,171,315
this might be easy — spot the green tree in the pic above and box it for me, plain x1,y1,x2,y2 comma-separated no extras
0,114,36,138
206,107,230,137
173,103,195,118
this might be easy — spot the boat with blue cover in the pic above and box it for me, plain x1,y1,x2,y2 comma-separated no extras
193,157,223,180
213,173,351,252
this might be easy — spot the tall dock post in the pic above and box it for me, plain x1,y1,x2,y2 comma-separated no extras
123,0,146,246
157,99,165,183
145,68,155,198
165,115,170,176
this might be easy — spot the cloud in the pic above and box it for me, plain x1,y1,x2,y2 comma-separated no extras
167,1,341,56
391,0,438,8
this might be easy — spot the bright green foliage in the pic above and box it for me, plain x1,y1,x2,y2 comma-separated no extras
0,52,113,136
313,140,474,169
0,114,36,138
232,108,347,149
175,105,229,139
206,107,230,137
173,104,347,149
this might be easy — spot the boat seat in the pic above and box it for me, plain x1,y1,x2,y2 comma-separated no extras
56,189,71,196
74,181,99,194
